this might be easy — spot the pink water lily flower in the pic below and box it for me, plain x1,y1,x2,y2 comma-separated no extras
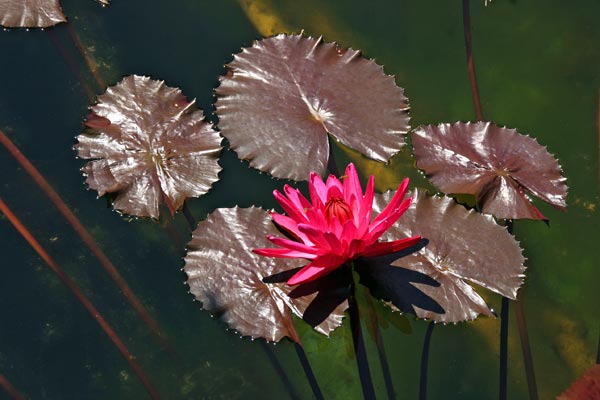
254,163,421,285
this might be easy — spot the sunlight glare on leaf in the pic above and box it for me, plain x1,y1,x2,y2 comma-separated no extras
412,121,568,220
216,33,410,181
75,75,222,219
358,189,526,323
184,207,348,341
0,0,66,28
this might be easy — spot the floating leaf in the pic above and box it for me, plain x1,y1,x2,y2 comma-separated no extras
357,189,525,323
184,207,348,341
0,0,66,28
216,33,410,181
75,75,222,219
412,121,568,220
557,365,600,400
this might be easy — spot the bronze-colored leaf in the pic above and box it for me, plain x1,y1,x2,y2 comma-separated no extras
184,207,348,342
412,121,568,220
358,189,525,323
75,75,222,219
0,0,66,28
216,33,410,181
557,365,600,400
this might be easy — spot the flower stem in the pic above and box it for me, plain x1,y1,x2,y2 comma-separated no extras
364,293,396,399
462,0,484,121
499,296,509,400
294,343,324,400
419,321,435,400
258,341,301,400
349,274,376,399
514,296,538,400
182,201,197,231
461,3,539,398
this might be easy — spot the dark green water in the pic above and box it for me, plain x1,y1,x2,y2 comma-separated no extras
0,0,598,398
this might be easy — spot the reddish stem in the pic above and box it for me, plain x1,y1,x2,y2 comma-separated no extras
462,0,484,121
0,198,161,400
46,29,96,103
0,130,175,357
0,374,26,400
66,23,107,90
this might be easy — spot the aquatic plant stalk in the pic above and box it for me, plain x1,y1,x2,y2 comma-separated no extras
293,343,324,400
514,296,538,399
0,374,25,400
46,29,96,103
499,296,509,400
349,273,376,399
462,0,484,121
258,341,301,400
182,203,323,399
66,23,107,90
0,198,161,400
0,130,175,357
364,294,396,400
419,322,435,400
461,3,537,398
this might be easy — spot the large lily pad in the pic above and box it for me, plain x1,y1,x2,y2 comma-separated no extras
216,33,410,181
411,121,568,220
0,0,66,28
75,75,222,219
184,207,348,342
358,189,525,323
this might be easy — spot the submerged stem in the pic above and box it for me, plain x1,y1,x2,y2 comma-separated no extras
0,130,175,357
419,321,435,400
0,374,25,400
259,341,301,400
499,296,509,400
348,273,376,399
0,198,161,399
515,298,538,399
294,344,324,400
364,293,396,399
462,0,484,121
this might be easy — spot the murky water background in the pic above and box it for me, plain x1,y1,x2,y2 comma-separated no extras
0,0,598,398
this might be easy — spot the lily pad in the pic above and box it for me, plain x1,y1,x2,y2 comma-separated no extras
0,0,66,28
216,33,410,181
75,75,222,219
184,207,348,341
358,189,525,323
411,121,568,220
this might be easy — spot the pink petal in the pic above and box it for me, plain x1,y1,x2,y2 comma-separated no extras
342,163,363,204
284,184,312,211
287,254,347,285
371,178,409,226
297,223,333,251
361,235,422,258
252,247,318,259
267,235,320,255
368,197,412,241
272,213,312,244
273,190,308,222
309,172,327,206
360,176,375,221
